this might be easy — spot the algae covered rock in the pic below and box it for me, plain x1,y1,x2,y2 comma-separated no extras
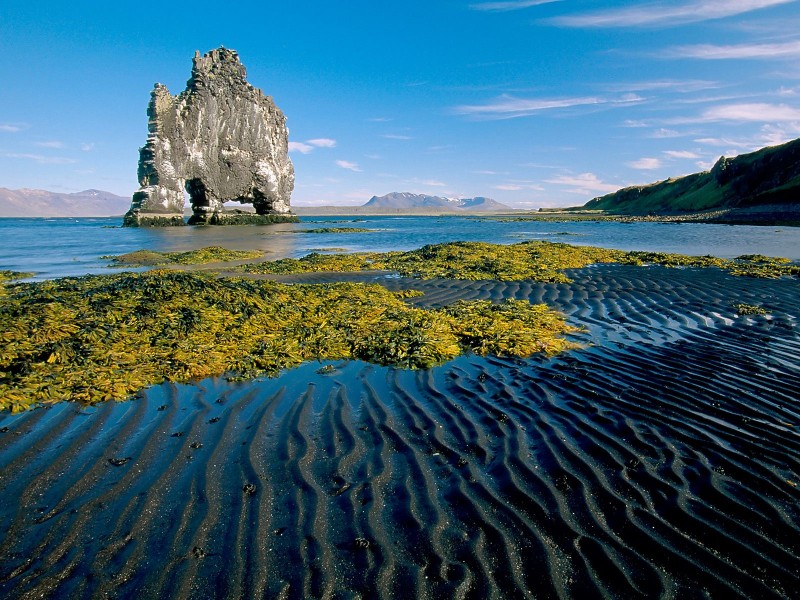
124,47,296,226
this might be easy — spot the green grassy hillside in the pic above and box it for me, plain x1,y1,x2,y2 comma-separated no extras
585,137,800,214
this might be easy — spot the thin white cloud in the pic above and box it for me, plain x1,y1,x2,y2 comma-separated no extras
0,152,77,164
336,160,362,172
307,138,337,148
520,162,563,169
668,40,800,60
778,86,800,96
545,173,620,194
628,157,663,169
382,134,413,140
454,94,602,120
694,121,800,151
694,136,753,148
470,0,561,12
703,102,800,122
552,0,793,28
81,142,95,152
456,93,642,121
35,140,64,149
289,138,337,153
664,150,701,159
650,128,684,138
0,123,24,133
288,141,314,154
759,122,800,144
603,79,719,93
494,183,546,191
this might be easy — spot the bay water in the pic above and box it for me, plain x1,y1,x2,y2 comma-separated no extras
1,215,798,281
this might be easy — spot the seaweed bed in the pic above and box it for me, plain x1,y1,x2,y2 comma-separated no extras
238,240,800,281
1,245,799,598
105,246,264,267
4,241,796,412
0,271,575,412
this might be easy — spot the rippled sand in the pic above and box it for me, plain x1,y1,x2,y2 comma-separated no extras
1,265,798,598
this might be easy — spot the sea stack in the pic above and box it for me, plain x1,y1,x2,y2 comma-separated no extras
124,47,296,226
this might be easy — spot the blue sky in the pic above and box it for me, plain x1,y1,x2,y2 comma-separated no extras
1,0,799,208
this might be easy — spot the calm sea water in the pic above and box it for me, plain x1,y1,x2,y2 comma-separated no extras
1,216,798,281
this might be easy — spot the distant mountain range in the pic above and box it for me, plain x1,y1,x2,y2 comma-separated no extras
584,137,800,219
364,192,512,212
2,188,512,218
0,188,130,217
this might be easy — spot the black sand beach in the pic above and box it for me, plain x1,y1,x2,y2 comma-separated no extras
1,265,798,598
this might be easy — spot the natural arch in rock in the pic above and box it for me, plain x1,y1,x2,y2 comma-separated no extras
123,47,295,227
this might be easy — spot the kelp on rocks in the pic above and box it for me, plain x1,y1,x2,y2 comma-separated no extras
0,270,577,412
244,252,378,274
0,271,33,283
239,240,800,281
106,246,264,267
378,242,621,282
0,271,33,299
298,227,374,234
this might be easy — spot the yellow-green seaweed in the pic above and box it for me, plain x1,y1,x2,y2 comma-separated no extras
0,271,34,300
106,246,264,267
241,252,379,275
732,303,771,316
298,227,374,234
0,270,34,283
0,270,577,412
238,241,799,282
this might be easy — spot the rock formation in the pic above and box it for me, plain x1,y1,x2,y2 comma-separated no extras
124,47,296,226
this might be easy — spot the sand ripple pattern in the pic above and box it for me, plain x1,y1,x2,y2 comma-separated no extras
1,265,799,598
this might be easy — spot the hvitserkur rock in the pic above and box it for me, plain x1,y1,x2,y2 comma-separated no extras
124,47,296,226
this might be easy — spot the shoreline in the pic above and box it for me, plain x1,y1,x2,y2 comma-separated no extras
510,204,800,227
4,202,799,228
1,240,798,411
1,263,799,597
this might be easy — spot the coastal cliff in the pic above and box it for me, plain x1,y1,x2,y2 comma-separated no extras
583,137,800,223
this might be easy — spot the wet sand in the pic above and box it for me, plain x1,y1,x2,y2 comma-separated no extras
1,265,798,598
